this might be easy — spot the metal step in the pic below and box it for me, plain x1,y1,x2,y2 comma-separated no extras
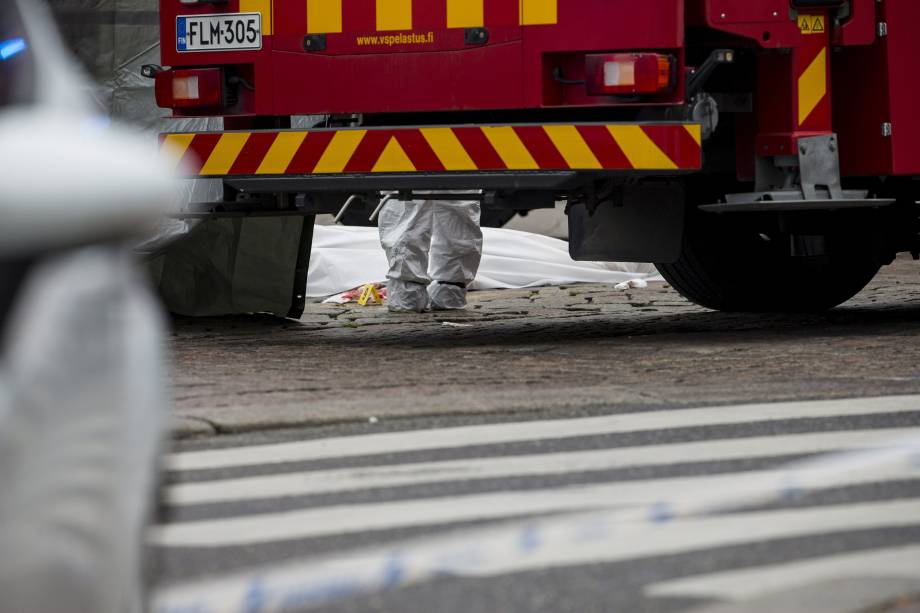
700,198,895,213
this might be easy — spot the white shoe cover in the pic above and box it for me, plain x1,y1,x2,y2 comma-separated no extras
428,281,468,310
386,279,429,313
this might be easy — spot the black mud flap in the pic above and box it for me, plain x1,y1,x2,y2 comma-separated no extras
568,181,685,264
287,217,314,319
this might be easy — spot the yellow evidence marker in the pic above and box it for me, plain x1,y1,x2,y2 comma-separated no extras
357,284,384,306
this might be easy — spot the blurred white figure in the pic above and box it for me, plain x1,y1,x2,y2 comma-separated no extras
0,1,174,612
378,196,484,312
0,251,167,613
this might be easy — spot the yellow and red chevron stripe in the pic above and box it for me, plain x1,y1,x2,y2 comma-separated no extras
303,0,558,33
793,13,831,131
161,123,702,177
797,43,828,127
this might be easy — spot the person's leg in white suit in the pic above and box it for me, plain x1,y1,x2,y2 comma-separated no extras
428,199,483,310
378,198,433,312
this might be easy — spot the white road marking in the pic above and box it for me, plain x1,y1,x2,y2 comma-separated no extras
152,499,920,612
455,499,920,578
164,428,920,506
644,544,920,601
164,395,920,471
148,460,920,547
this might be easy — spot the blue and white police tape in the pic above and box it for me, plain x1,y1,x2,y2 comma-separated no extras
151,433,920,613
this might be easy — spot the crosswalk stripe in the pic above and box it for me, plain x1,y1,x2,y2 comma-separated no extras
164,395,920,471
164,428,920,506
443,499,920,578
148,460,919,547
645,544,920,601
151,499,920,612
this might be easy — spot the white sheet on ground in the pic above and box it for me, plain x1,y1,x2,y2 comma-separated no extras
306,225,662,298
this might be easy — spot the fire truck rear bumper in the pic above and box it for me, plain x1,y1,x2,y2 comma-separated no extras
224,171,654,194
160,122,702,193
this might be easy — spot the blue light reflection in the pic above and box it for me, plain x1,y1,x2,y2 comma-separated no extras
1,38,27,61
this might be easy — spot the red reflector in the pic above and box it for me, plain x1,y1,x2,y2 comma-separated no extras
585,54,673,96
155,68,223,109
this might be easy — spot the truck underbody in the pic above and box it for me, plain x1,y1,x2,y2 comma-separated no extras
152,0,920,313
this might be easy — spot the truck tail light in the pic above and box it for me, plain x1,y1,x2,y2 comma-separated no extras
155,68,223,109
585,53,673,96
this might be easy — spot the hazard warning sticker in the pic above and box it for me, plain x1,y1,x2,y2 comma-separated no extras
798,14,826,35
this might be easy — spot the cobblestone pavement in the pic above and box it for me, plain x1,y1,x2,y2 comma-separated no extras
168,255,920,438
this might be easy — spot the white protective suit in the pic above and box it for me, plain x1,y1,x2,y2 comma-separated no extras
378,195,483,312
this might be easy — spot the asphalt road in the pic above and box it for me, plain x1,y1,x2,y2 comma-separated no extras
150,256,920,612
168,255,920,437
151,396,920,613
149,260,920,613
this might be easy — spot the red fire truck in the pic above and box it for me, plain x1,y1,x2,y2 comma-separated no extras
151,0,919,312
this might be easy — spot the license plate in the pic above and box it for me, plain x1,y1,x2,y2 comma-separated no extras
176,13,262,52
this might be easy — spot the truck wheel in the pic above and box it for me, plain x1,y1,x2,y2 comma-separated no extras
655,212,881,313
